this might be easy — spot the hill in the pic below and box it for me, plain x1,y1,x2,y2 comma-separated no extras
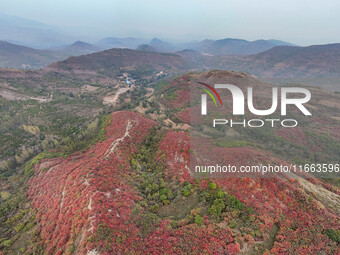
149,38,176,52
136,44,157,52
205,38,275,55
184,38,294,56
146,38,295,55
97,37,147,50
0,12,74,48
59,41,102,56
244,43,340,75
0,41,104,70
268,39,297,46
46,48,189,77
207,43,340,90
9,71,339,253
0,41,63,69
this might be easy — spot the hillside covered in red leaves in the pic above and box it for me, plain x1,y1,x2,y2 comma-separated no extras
25,107,339,254
0,68,337,254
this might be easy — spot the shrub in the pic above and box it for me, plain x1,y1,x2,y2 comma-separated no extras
208,198,226,217
208,181,217,190
226,195,244,211
194,215,204,226
159,194,167,202
3,239,13,247
229,219,237,228
216,189,225,199
325,229,340,243
182,182,193,197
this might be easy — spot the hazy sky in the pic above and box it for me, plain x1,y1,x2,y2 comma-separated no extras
1,0,340,45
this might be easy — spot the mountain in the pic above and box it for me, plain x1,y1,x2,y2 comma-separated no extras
0,40,103,69
148,38,176,52
46,48,189,76
267,39,297,46
0,12,74,48
246,43,340,74
59,41,102,56
176,49,201,58
96,37,296,55
46,42,340,89
211,43,340,90
136,44,157,52
0,41,62,69
204,38,276,55
2,39,339,89
97,37,147,50
180,38,296,56
179,39,215,53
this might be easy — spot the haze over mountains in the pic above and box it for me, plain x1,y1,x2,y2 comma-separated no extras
0,12,75,49
0,12,340,91
49,42,340,91
1,39,339,90
0,12,295,53
207,43,340,90
0,37,295,69
0,40,103,69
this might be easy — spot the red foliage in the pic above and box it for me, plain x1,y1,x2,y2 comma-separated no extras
27,111,156,254
175,108,190,123
158,130,191,182
275,127,309,147
27,111,339,254
159,131,339,254
138,219,238,254
161,75,191,109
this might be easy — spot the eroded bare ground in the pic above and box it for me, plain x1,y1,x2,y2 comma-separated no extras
134,103,191,130
0,90,51,102
163,118,190,130
145,87,154,97
330,116,340,121
318,99,340,109
297,178,340,213
134,94,191,130
103,85,133,105
81,85,99,92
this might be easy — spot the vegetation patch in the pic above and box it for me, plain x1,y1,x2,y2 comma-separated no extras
213,140,252,147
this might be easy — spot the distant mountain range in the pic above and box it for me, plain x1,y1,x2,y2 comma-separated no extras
0,41,61,69
0,12,75,48
0,40,103,69
1,38,339,90
0,12,305,69
185,38,296,56
136,44,157,52
98,37,147,50
1,37,298,69
137,37,296,55
148,38,177,52
209,43,340,90
57,41,102,56
45,42,340,90
0,12,339,90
